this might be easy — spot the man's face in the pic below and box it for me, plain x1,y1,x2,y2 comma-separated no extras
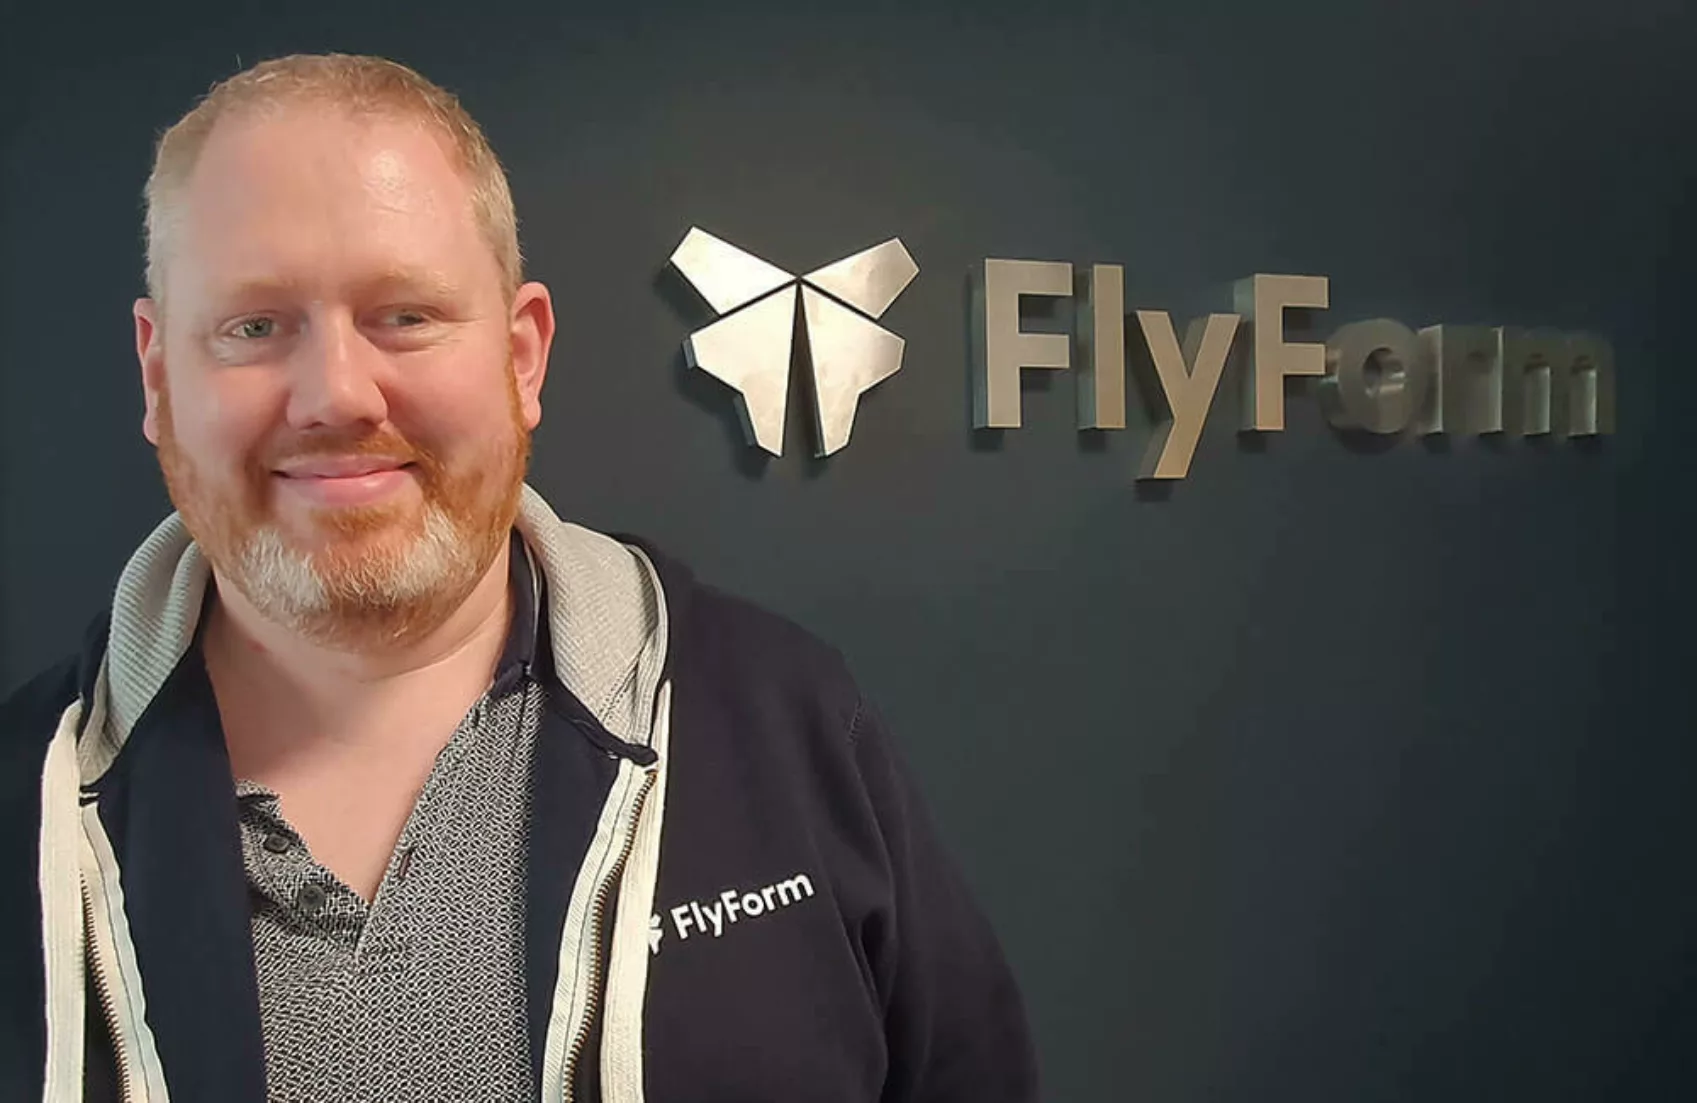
135,105,553,648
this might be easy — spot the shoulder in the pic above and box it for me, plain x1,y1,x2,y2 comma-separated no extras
0,654,81,863
684,581,854,682
619,535,863,722
0,655,81,757
675,578,864,726
0,612,108,787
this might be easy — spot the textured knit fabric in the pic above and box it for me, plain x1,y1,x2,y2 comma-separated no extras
236,676,544,1103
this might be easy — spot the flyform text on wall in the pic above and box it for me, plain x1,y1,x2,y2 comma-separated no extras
972,260,1617,480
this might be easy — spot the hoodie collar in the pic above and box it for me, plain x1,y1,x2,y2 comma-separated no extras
82,483,668,783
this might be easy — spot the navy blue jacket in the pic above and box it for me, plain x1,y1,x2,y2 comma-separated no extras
0,539,1040,1101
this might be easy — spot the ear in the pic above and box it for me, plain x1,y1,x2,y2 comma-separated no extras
509,281,556,431
135,298,166,445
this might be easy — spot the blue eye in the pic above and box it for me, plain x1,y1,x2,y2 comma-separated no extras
236,318,276,339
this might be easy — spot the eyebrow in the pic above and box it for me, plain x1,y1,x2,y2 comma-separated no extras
358,267,463,301
218,267,463,304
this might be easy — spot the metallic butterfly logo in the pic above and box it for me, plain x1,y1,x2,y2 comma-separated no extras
668,228,919,457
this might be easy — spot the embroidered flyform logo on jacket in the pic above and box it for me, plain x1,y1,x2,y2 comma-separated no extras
651,872,817,954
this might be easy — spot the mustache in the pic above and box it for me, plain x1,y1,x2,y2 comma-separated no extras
256,431,426,471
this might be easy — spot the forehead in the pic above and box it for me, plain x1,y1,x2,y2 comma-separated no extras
171,105,492,298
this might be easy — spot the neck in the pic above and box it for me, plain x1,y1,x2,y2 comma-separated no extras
200,540,521,902
203,541,515,735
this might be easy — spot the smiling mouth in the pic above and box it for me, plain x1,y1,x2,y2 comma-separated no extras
274,461,418,479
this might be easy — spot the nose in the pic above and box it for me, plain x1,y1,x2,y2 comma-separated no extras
284,308,390,431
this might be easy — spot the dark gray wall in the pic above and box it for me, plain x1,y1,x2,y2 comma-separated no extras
3,2,1693,1098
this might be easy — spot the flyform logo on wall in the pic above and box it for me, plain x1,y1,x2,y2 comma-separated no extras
975,261,1617,479
668,228,919,457
665,232,1616,479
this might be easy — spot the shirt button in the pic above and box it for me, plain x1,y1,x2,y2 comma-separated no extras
262,832,292,855
297,883,327,913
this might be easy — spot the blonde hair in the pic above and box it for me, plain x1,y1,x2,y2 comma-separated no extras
143,53,522,304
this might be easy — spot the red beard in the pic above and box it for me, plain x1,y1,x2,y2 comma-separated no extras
154,375,531,649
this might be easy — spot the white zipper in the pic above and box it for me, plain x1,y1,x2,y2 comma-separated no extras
39,702,85,1102
598,681,672,1103
80,803,170,1102
540,761,657,1101
80,881,131,1103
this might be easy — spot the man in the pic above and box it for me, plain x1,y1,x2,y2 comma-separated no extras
0,52,1038,1103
